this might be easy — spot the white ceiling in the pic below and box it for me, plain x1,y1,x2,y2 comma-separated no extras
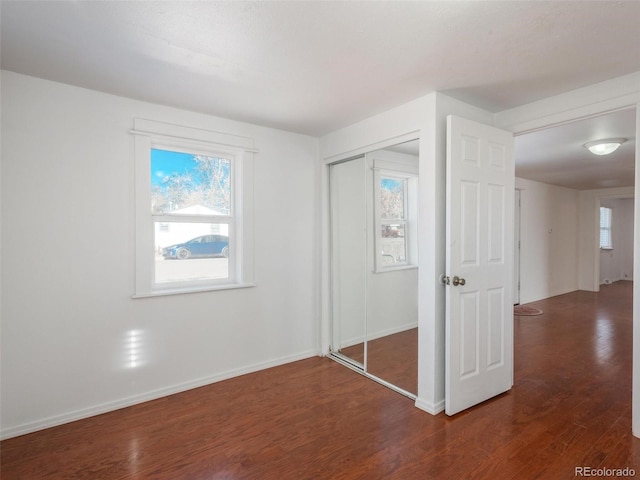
515,108,636,191
1,0,639,189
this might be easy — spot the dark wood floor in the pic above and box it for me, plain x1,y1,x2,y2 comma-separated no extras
2,281,639,479
340,328,418,394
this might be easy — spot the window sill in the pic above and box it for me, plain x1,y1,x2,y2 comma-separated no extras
600,247,614,251
374,265,418,274
132,282,256,299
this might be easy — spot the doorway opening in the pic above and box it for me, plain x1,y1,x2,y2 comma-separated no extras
512,107,636,430
513,107,636,304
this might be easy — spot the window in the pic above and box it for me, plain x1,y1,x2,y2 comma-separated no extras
600,206,613,250
379,176,409,266
373,164,418,272
151,149,231,283
133,119,255,297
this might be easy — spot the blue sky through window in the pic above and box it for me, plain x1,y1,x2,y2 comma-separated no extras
381,178,403,191
151,148,231,215
151,149,197,187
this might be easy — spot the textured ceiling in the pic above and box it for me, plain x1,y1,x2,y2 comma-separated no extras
2,1,640,136
1,1,638,190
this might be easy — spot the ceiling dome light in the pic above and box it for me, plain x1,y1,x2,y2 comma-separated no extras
583,138,627,155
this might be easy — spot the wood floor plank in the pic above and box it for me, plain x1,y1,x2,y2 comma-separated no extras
2,281,639,479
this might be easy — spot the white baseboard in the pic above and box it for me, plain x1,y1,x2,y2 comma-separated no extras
601,277,633,285
1,349,318,440
368,322,418,342
415,397,445,415
519,286,578,305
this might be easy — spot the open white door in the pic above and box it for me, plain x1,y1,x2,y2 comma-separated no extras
445,115,515,415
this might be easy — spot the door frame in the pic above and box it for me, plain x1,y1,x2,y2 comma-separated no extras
514,189,521,305
494,86,640,437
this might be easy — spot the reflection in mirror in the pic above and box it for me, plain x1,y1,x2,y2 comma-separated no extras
330,157,367,367
329,139,419,397
366,140,419,395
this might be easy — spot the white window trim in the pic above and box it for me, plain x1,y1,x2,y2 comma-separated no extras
372,157,419,273
600,206,613,251
132,118,255,297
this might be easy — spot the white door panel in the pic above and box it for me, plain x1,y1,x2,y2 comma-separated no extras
446,115,514,416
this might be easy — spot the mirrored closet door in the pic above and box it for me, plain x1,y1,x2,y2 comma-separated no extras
329,139,419,397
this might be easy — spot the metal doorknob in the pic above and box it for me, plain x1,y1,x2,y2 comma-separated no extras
452,276,466,286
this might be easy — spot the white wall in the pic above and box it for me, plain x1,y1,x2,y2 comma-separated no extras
600,198,635,284
578,186,635,291
515,177,579,304
0,71,320,438
633,104,640,438
514,180,635,303
621,199,635,281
